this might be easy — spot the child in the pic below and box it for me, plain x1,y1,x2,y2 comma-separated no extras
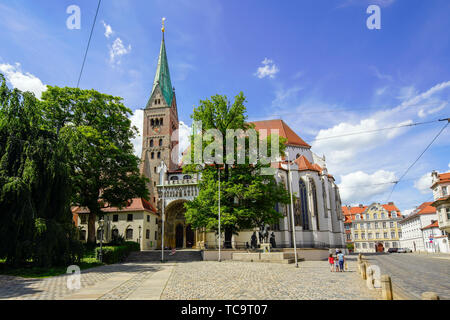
334,254,339,272
328,254,335,272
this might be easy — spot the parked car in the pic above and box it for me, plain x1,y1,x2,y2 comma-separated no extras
397,248,406,253
387,248,398,253
405,248,412,253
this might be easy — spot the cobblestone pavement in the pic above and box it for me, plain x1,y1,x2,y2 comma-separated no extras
0,263,162,300
364,253,450,300
160,260,379,300
0,260,378,300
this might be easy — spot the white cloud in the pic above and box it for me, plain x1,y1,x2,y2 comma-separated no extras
414,173,432,194
109,38,131,65
370,66,393,81
102,21,114,38
418,102,447,118
255,58,279,79
402,208,415,217
339,170,397,204
130,109,143,157
0,62,46,98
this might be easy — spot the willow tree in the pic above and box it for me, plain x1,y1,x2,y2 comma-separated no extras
40,87,149,245
0,75,81,267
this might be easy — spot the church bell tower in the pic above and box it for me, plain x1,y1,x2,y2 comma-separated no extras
141,19,179,206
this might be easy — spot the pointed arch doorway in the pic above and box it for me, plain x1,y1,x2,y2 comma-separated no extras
162,200,197,249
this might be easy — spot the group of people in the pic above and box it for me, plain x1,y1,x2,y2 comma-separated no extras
328,250,346,272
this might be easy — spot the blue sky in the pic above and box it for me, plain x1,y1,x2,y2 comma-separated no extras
0,0,449,214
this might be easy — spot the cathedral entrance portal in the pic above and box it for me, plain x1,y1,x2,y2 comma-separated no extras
176,224,184,248
163,200,196,249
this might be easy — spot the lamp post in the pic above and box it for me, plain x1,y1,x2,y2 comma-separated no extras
99,218,104,263
139,225,142,250
218,165,221,262
286,152,299,268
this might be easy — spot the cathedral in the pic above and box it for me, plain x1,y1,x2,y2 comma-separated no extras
74,25,346,251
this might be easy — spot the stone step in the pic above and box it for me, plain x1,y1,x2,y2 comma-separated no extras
126,250,202,262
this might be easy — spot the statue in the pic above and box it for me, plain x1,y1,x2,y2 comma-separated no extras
259,224,269,243
250,232,258,249
270,232,276,248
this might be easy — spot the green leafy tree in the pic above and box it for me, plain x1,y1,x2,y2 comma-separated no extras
40,87,149,245
183,93,290,246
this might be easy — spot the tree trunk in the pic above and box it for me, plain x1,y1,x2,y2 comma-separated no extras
87,211,97,245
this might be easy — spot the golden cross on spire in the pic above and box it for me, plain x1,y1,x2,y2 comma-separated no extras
161,17,166,33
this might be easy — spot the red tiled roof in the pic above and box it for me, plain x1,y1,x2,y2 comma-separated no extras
342,202,401,222
401,202,436,223
250,120,311,148
77,198,158,215
431,172,450,188
294,156,321,172
422,220,439,230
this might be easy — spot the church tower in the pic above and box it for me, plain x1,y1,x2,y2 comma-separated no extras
141,20,179,206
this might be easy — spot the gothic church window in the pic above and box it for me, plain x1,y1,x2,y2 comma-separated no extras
310,179,319,230
151,152,154,159
150,139,154,147
159,139,163,147
157,152,161,159
299,179,310,230
151,119,154,126
322,179,328,218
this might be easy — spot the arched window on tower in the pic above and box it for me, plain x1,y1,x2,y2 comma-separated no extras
157,152,161,159
151,119,154,126
159,139,163,147
155,119,159,126
310,178,319,230
299,179,310,230
160,118,163,126
151,152,154,159
150,139,154,147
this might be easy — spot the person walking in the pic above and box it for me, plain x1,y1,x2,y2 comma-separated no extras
337,250,345,272
328,254,335,272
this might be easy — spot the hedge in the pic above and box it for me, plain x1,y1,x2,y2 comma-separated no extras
95,241,140,264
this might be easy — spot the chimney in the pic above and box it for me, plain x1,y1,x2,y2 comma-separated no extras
359,204,364,208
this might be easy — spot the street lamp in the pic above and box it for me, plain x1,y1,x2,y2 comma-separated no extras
99,218,104,263
218,165,221,262
286,152,299,268
139,225,142,249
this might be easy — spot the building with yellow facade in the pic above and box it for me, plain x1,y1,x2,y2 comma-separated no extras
343,202,403,253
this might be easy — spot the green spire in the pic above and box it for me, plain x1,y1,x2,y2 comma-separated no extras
151,32,173,107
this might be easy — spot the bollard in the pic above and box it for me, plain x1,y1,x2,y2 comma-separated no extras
422,292,440,300
361,261,367,280
381,275,393,300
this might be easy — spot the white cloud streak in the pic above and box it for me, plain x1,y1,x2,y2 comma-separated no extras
255,58,279,79
0,62,46,98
